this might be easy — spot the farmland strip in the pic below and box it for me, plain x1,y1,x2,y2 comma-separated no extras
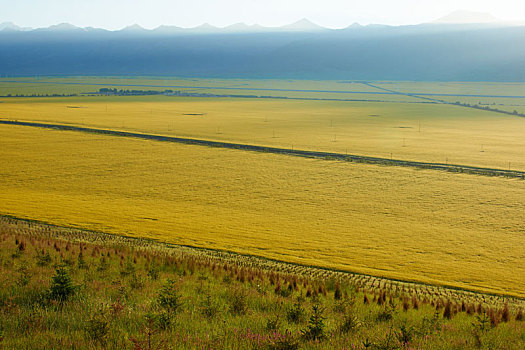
1,119,524,179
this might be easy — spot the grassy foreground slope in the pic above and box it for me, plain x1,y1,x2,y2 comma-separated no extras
0,125,524,297
0,217,524,349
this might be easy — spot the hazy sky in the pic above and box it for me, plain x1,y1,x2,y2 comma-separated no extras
3,0,525,29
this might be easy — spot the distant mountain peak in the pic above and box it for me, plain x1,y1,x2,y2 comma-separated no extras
223,23,250,31
222,23,268,32
45,23,81,31
154,25,183,31
345,22,363,29
433,10,499,24
0,22,24,31
121,24,147,31
194,23,218,30
282,18,326,31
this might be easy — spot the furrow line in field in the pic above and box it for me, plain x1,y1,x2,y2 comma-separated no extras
1,119,524,179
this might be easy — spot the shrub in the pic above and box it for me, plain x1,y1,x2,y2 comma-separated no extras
157,279,183,314
411,296,419,310
501,303,510,323
266,316,281,332
77,251,87,269
155,311,173,330
35,250,52,267
376,299,397,322
443,300,453,319
97,256,109,272
286,301,305,324
16,265,31,287
333,283,342,300
121,258,136,277
131,313,161,347
229,289,248,316
49,266,76,302
472,310,491,348
200,291,218,319
129,273,145,290
374,325,400,350
85,306,110,346
152,279,183,330
147,262,160,280
301,302,326,341
473,310,491,333
396,323,414,346
266,330,299,350
516,308,523,321
338,309,360,334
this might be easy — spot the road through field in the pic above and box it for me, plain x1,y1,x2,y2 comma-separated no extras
1,119,524,179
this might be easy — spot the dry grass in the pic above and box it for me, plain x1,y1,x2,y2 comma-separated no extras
0,124,524,297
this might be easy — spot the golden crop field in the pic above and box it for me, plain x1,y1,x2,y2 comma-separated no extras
1,124,524,297
2,95,525,171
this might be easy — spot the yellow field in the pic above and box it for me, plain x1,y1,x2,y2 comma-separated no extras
1,124,524,297
2,95,525,171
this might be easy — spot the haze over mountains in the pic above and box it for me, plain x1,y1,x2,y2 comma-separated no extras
1,11,524,81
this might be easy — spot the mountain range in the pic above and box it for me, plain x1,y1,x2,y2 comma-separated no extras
1,12,524,81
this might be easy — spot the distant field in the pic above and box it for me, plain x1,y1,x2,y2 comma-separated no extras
374,81,525,115
2,94,525,171
1,124,524,297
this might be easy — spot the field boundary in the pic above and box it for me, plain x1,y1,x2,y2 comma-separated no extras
1,118,524,179
1,214,523,307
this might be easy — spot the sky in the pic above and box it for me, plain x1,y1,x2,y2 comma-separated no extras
2,0,525,30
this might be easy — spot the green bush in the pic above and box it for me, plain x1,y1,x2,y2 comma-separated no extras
49,266,76,302
301,302,326,341
157,279,183,314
